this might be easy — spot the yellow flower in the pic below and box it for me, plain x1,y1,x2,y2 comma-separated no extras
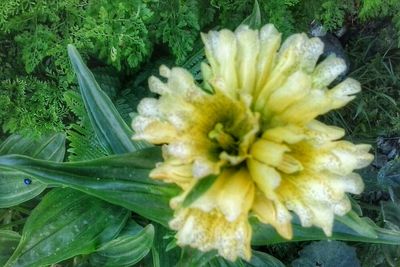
132,24,374,261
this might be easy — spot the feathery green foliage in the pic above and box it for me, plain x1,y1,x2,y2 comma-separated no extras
0,0,154,137
359,0,400,46
0,77,66,136
64,90,108,162
150,0,203,65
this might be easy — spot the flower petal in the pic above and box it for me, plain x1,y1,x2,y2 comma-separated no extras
252,191,292,239
170,208,252,261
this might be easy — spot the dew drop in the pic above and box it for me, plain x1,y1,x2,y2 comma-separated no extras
24,178,32,185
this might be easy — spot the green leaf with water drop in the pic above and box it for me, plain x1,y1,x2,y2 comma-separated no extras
4,188,128,267
0,147,180,226
0,133,66,208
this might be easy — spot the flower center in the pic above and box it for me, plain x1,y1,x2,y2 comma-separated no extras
208,123,237,152
205,98,261,168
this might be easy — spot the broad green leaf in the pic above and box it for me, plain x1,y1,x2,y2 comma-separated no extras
251,214,400,246
291,240,360,267
0,147,180,226
68,44,148,154
0,133,66,208
5,188,129,267
182,175,217,207
89,220,154,266
0,230,20,266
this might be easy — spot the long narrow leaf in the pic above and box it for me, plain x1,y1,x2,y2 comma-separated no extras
0,147,180,226
68,44,148,154
0,133,65,161
251,215,400,246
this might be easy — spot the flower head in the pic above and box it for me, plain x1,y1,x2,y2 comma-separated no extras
132,24,373,261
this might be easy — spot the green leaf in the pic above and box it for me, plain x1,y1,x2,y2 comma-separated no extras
380,201,400,266
175,247,283,267
142,223,182,267
0,170,46,208
335,210,378,239
381,202,400,231
251,214,400,246
181,41,205,81
177,247,217,267
0,133,66,208
0,147,180,226
89,220,154,266
64,90,109,162
4,188,128,267
247,251,285,267
0,230,20,266
67,44,148,155
182,175,217,207
0,133,66,161
292,240,360,267
241,0,261,30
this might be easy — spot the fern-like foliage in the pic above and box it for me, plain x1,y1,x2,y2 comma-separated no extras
150,0,204,64
211,0,253,29
0,0,155,137
64,90,108,161
181,41,206,81
292,0,357,33
0,77,66,137
79,0,153,70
